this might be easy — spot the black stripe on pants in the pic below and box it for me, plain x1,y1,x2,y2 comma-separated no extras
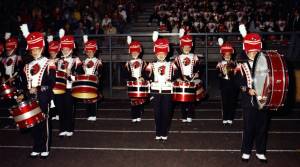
152,94,172,137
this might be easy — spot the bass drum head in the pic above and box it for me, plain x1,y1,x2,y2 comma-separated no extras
253,52,270,109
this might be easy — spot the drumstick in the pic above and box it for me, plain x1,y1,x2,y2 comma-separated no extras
3,72,18,84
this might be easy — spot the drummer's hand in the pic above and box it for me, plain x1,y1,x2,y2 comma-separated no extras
248,89,256,96
66,69,71,76
16,94,24,103
176,78,183,82
29,87,37,94
138,77,144,82
193,73,199,79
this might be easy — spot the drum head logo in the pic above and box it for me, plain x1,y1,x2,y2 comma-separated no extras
183,57,191,66
6,58,13,66
158,65,166,75
61,61,69,69
30,64,40,76
132,61,140,69
87,60,94,68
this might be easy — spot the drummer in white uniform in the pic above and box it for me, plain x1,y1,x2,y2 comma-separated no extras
56,29,82,137
80,35,103,121
173,29,205,123
145,31,177,141
235,24,269,163
124,36,148,123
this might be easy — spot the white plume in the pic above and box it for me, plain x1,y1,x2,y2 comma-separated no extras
218,38,224,46
152,31,159,42
47,35,53,43
59,29,65,39
179,28,185,38
20,24,30,38
127,36,132,45
83,35,88,43
239,24,247,37
5,32,11,40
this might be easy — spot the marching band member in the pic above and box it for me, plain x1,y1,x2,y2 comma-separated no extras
57,29,82,137
47,35,60,121
216,38,238,125
173,29,205,123
235,24,269,163
1,32,22,87
0,42,4,79
124,36,147,123
145,31,177,141
81,35,103,121
19,24,56,158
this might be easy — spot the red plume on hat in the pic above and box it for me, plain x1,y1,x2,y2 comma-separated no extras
83,35,97,52
127,36,142,54
152,31,169,54
20,24,44,50
47,35,60,53
218,38,234,56
239,24,262,53
179,28,193,48
59,28,75,49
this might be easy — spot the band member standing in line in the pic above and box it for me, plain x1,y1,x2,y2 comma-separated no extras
80,35,103,121
57,29,82,137
173,29,205,123
124,36,147,123
216,38,238,125
47,35,61,121
235,24,269,163
1,32,22,87
19,24,56,158
145,31,177,142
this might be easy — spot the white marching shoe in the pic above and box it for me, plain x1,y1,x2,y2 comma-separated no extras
136,118,141,122
256,154,268,163
186,118,192,123
87,116,96,121
155,136,162,140
66,132,74,137
241,153,250,162
40,152,49,158
182,119,188,123
131,119,137,123
58,131,67,137
30,152,40,158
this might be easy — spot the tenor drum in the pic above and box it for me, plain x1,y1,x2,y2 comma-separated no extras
0,83,16,99
253,51,289,110
172,81,196,102
72,75,98,99
127,81,150,98
53,71,67,94
10,100,45,129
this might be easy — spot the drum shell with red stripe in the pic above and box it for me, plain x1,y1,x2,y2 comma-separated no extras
10,100,45,129
172,81,196,102
53,71,67,94
72,75,98,99
127,81,150,98
0,83,16,100
253,51,289,110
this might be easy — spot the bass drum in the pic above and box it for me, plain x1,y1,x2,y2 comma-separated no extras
253,50,289,110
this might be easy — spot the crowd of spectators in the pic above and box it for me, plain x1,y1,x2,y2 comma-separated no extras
148,0,300,35
0,0,139,36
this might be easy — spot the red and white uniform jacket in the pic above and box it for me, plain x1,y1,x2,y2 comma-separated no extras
22,56,56,91
2,54,22,78
125,58,147,81
146,60,177,93
57,56,82,89
174,53,202,83
82,57,102,77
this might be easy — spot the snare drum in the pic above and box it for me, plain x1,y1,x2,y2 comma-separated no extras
172,81,196,102
253,51,289,110
72,75,98,99
53,71,67,94
10,99,45,129
0,83,16,100
127,81,150,98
